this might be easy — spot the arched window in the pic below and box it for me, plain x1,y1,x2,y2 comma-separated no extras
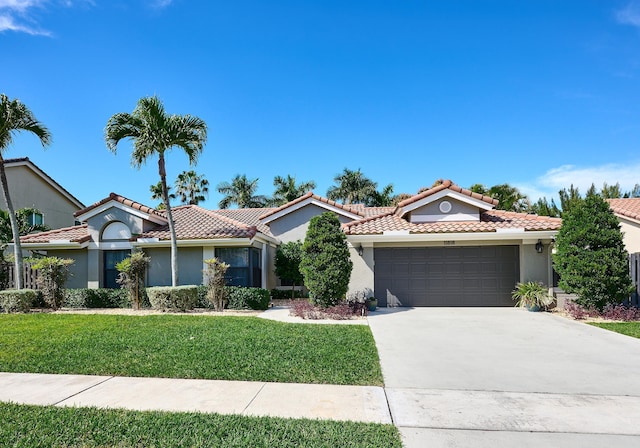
101,222,132,241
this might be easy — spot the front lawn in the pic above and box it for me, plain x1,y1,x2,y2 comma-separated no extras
0,402,402,448
589,321,640,339
0,314,383,385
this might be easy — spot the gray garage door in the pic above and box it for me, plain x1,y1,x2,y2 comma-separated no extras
374,246,519,307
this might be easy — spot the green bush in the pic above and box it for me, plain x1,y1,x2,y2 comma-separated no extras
31,257,74,310
64,289,131,309
0,289,36,313
553,193,634,310
300,212,353,307
227,286,270,310
196,285,209,308
147,285,199,311
270,288,308,301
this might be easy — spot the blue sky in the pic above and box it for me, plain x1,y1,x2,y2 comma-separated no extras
3,0,640,209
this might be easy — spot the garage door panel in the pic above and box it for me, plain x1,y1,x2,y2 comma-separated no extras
374,246,519,307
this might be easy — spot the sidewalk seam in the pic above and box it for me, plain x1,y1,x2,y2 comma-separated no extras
52,376,115,406
382,387,395,425
240,382,266,415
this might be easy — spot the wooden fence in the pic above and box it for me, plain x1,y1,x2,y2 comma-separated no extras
630,253,640,306
5,264,39,290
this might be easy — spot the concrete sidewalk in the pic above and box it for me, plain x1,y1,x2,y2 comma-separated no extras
0,372,391,423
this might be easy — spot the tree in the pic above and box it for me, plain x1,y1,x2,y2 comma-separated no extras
0,94,52,289
150,181,175,209
216,174,267,208
326,168,377,205
300,212,353,307
270,175,316,206
367,184,395,207
204,257,229,311
627,183,640,198
274,241,304,298
174,170,209,205
116,250,150,310
601,182,622,199
31,256,74,310
0,207,49,243
558,184,582,215
106,95,207,287
529,197,561,218
552,193,634,310
487,184,530,212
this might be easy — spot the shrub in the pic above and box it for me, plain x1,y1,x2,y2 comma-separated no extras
64,289,131,309
116,250,150,310
300,212,353,307
204,258,229,311
270,288,308,301
565,301,590,320
226,286,270,310
289,299,365,320
511,282,554,310
147,285,199,311
553,194,634,310
31,257,74,310
274,241,304,299
0,289,36,313
564,301,640,321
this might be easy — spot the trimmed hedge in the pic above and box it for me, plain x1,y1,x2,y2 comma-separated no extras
0,289,37,313
227,286,270,310
270,288,309,301
147,285,199,311
64,289,131,309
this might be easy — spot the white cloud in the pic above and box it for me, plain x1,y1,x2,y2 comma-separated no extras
152,0,172,8
616,2,640,27
0,12,49,34
515,162,640,202
0,0,92,35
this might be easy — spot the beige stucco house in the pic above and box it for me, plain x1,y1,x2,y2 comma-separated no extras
607,198,640,254
2,157,85,229
19,180,561,306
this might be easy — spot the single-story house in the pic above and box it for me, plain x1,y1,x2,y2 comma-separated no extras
607,198,640,254
19,180,561,307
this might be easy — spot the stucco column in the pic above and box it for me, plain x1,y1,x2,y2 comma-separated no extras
202,246,215,285
261,242,268,289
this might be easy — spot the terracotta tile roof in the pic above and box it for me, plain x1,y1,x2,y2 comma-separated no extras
395,180,499,210
348,204,395,217
141,205,258,240
343,210,561,235
74,192,163,219
214,208,275,236
20,224,90,244
607,198,640,222
258,192,365,220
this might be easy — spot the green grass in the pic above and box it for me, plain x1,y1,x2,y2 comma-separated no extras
0,314,383,385
0,402,402,448
589,321,640,338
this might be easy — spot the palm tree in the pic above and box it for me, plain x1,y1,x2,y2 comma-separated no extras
269,174,316,206
326,168,377,205
149,181,175,210
106,96,207,286
367,184,395,207
216,174,267,208
174,170,209,205
0,94,52,289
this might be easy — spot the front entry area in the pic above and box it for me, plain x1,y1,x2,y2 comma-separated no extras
374,246,519,307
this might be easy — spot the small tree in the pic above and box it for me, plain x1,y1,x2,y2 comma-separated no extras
204,258,229,311
31,256,74,310
553,193,634,310
300,212,353,307
116,250,150,310
274,241,304,299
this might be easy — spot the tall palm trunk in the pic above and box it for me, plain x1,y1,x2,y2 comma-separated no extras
0,159,23,289
158,155,179,286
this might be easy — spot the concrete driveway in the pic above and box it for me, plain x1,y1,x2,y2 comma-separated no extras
368,307,640,448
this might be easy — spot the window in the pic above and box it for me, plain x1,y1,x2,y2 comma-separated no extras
215,247,262,287
29,212,44,226
103,250,130,289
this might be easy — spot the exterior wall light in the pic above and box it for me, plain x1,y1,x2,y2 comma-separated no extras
357,245,364,256
535,240,544,254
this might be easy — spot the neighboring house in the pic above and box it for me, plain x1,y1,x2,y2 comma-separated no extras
2,157,85,229
19,180,561,307
607,198,640,254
